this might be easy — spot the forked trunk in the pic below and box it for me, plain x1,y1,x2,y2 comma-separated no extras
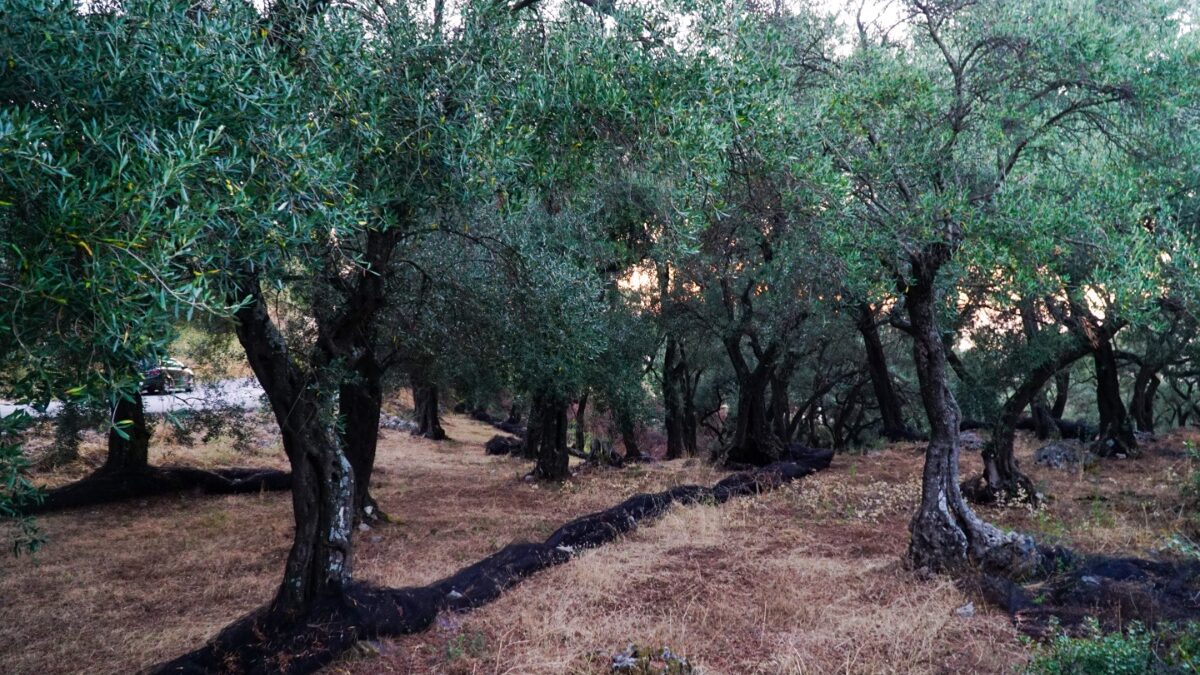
723,337,783,466
726,368,782,465
101,393,151,474
235,287,355,622
341,353,383,521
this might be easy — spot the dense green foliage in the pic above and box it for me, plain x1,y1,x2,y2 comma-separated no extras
2,0,1200,665
1026,620,1200,675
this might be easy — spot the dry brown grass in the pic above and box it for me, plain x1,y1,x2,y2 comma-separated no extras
0,407,719,675
2,415,1196,675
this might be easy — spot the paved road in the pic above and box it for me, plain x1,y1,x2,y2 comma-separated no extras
0,378,266,418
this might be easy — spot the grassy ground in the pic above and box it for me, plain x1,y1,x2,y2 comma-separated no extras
1,411,1196,674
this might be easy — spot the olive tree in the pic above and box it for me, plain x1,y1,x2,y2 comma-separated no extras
823,0,1199,571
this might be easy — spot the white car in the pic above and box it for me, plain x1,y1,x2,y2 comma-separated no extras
140,358,196,394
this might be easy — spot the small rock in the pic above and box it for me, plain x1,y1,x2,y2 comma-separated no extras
954,602,975,618
357,522,371,532
447,590,465,600
1081,575,1101,586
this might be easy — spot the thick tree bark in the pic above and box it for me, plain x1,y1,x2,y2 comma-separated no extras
903,262,1013,573
857,302,914,441
617,408,643,461
723,337,783,466
410,365,446,441
235,283,355,622
574,391,588,453
533,396,570,480
341,352,384,522
768,352,797,443
1092,337,1137,456
102,393,151,474
1051,371,1070,419
663,336,689,460
1129,364,1160,434
1030,399,1058,440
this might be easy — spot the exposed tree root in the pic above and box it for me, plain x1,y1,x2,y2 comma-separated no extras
969,546,1200,639
23,466,292,514
148,448,834,675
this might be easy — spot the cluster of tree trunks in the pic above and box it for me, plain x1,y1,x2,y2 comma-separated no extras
722,336,785,466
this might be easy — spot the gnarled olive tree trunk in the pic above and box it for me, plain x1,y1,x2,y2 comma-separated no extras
531,395,571,480
904,259,1014,573
235,282,355,622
